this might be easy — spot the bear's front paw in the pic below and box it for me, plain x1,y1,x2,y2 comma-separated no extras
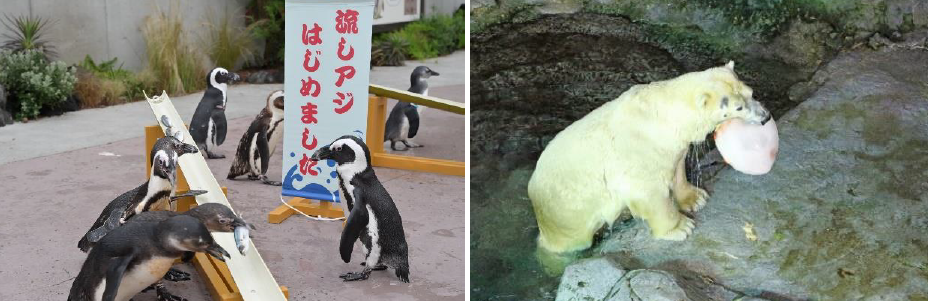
654,216,695,241
677,187,709,213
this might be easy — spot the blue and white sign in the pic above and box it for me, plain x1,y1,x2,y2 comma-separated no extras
282,0,373,202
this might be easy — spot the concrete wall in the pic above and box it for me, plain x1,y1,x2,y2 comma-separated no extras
424,0,465,16
0,0,250,71
0,0,462,71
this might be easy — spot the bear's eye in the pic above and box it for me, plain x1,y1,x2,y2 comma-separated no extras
737,106,743,111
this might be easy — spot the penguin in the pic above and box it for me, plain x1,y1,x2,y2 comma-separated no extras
77,127,200,253
129,203,254,300
67,215,230,301
227,90,285,186
310,135,410,283
190,67,241,159
383,66,439,151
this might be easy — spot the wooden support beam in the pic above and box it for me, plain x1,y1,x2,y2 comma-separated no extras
268,198,345,224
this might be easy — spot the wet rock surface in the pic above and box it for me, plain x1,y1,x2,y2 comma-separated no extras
598,44,928,300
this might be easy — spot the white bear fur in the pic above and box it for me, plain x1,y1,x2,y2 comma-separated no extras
528,62,769,253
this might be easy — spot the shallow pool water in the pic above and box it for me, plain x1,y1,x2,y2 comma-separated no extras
470,168,562,300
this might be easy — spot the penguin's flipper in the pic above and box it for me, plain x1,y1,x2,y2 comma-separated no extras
85,209,125,244
403,105,420,138
170,190,208,201
102,251,136,301
256,131,271,176
213,111,228,146
340,195,369,263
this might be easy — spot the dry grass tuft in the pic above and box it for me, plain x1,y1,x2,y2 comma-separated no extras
141,3,206,95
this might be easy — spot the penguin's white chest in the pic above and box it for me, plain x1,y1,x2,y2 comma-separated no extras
93,256,175,301
268,117,284,155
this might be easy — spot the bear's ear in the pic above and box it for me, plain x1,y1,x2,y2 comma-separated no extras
725,60,735,70
697,93,710,108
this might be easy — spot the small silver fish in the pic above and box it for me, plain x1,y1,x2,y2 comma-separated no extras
234,225,250,255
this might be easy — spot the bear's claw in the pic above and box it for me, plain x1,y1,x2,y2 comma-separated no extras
677,187,709,213
655,216,695,241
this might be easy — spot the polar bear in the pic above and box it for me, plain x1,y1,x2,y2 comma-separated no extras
528,61,771,254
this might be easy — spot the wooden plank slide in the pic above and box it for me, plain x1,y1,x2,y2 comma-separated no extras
145,92,288,301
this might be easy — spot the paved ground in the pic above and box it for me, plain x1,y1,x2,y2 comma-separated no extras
0,51,464,300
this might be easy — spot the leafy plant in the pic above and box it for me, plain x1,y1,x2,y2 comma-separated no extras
377,13,465,61
77,56,157,106
201,9,260,70
1,14,56,60
247,0,285,67
0,49,76,120
79,55,134,80
141,5,206,95
372,34,409,66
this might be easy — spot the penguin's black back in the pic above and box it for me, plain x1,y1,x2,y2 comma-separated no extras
228,108,271,178
77,182,151,252
189,88,226,145
354,170,409,263
69,220,166,301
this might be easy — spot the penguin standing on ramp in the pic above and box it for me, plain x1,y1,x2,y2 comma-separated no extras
67,215,230,301
190,67,241,159
384,66,439,151
311,135,410,283
227,90,285,186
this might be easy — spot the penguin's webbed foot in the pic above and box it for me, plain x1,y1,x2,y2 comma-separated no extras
163,268,191,282
401,140,423,148
259,175,282,186
247,175,260,180
155,286,188,301
339,269,372,281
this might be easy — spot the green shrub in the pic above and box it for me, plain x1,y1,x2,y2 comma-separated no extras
247,0,284,67
376,13,466,62
0,49,76,120
372,34,409,66
1,14,56,60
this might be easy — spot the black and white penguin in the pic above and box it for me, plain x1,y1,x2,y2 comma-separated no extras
77,129,200,253
190,67,241,159
227,90,285,186
67,215,230,301
128,203,253,300
383,66,439,151
310,135,410,283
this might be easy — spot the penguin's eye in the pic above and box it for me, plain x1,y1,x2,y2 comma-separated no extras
334,146,342,152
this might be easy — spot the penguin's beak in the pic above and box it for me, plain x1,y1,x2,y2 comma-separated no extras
231,216,248,229
179,143,198,155
429,70,440,76
206,243,231,262
310,146,331,161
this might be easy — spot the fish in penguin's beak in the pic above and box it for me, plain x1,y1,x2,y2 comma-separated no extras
310,145,331,161
231,73,241,83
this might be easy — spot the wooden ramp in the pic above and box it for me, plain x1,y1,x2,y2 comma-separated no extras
145,92,288,301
